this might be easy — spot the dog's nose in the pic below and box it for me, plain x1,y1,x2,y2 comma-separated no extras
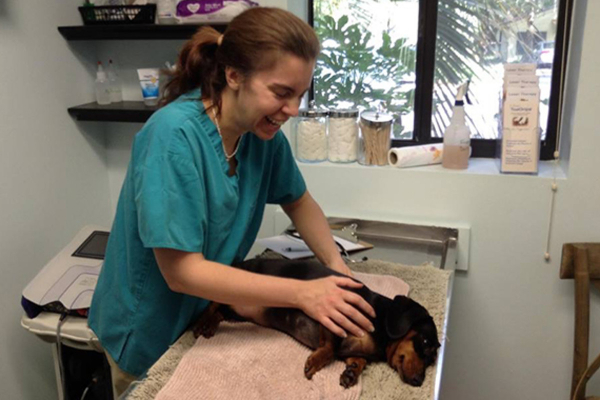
410,376,424,387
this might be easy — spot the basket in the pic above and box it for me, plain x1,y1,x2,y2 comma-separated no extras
78,4,156,25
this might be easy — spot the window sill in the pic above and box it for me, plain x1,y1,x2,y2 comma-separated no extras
296,158,567,180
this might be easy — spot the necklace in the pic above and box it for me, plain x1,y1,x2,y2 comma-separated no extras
212,108,241,161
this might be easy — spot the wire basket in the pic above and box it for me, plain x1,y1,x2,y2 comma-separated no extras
79,5,156,25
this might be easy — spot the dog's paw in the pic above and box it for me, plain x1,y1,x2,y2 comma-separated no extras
304,356,319,380
340,367,359,388
192,312,223,339
193,321,218,339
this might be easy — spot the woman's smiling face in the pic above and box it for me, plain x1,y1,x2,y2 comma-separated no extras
229,53,315,141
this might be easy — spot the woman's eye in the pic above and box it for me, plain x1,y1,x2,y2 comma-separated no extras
275,92,287,98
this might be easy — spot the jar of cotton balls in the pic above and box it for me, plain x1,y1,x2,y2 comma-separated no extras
328,109,359,163
292,105,328,163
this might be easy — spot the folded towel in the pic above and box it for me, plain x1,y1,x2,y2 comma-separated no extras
154,272,410,400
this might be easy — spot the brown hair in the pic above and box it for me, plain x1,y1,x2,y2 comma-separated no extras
161,7,320,111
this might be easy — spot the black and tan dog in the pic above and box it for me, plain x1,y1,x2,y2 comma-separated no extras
192,258,440,388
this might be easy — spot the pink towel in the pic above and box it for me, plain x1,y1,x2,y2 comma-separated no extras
155,272,409,400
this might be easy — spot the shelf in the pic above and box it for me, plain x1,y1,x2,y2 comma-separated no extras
68,101,158,122
58,23,227,40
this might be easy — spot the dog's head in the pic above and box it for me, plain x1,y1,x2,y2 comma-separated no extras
384,295,440,387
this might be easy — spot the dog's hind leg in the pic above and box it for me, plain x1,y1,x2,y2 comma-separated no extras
304,326,338,379
340,357,367,388
192,302,225,339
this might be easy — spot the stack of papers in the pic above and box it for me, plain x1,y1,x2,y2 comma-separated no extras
255,234,371,260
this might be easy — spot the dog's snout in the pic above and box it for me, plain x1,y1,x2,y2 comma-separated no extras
410,376,424,387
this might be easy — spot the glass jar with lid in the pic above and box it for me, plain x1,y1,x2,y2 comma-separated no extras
328,108,359,163
292,105,328,163
358,110,394,166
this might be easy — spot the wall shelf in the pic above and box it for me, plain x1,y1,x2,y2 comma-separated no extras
61,24,226,122
58,23,227,40
68,101,157,123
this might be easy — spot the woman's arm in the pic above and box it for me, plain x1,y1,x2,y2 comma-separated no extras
281,191,351,275
153,248,375,338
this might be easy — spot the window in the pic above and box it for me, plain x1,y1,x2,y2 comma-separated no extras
309,0,573,159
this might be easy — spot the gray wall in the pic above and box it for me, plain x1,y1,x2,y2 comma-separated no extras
0,1,113,399
2,0,599,399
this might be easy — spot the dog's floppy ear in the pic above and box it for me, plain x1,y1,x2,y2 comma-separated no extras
385,295,431,340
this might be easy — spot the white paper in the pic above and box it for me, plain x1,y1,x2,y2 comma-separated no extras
255,234,368,260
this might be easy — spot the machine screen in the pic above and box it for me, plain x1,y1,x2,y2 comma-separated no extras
72,231,109,260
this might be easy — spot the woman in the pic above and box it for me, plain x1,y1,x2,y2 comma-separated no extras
88,7,375,397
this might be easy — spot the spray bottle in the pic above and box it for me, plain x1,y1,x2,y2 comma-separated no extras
442,81,471,169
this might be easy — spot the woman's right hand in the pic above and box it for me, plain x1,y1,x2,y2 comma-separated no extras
296,276,376,339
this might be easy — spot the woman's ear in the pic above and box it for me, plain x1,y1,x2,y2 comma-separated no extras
225,66,242,91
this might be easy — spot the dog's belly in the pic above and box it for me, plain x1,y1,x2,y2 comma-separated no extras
263,308,321,349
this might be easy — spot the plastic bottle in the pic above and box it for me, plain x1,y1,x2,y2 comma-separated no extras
442,81,471,169
156,0,177,24
95,62,111,105
107,59,123,103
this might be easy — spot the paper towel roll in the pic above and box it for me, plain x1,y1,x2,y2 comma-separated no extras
388,144,444,168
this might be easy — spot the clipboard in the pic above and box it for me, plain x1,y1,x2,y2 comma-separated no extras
255,231,373,260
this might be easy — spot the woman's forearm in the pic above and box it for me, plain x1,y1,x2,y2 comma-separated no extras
154,248,303,307
153,247,375,337
282,191,347,271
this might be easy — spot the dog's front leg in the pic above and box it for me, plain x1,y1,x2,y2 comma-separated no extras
340,357,367,388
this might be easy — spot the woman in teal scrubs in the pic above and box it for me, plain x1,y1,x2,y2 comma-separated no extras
88,7,375,396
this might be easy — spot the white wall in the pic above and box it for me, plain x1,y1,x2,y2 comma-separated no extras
0,1,113,399
3,0,600,399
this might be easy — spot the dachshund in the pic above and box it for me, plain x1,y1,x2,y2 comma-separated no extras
192,258,440,388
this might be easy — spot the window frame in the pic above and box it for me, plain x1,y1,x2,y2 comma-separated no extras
308,0,574,160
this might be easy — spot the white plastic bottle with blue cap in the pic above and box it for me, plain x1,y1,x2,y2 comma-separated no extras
442,81,471,169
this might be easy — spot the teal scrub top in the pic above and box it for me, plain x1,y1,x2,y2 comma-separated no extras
88,90,306,376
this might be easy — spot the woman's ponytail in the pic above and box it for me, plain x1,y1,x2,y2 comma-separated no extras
161,27,226,107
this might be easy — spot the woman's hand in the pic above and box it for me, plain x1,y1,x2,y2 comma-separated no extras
296,276,376,339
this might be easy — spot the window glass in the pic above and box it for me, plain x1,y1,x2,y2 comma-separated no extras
313,0,564,153
433,0,558,141
313,0,419,140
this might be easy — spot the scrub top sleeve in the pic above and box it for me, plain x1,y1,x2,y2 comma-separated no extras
133,132,207,252
266,132,307,205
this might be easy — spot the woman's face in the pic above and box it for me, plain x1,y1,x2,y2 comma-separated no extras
230,53,315,141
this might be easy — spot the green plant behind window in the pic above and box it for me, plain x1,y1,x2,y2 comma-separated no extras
314,14,416,139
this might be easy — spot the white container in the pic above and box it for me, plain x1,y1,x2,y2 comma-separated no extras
293,108,328,163
328,109,358,163
156,0,177,24
94,62,111,105
137,68,160,106
358,110,393,166
107,59,123,103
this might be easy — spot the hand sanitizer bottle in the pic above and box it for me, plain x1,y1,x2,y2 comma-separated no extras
442,81,471,170
107,59,123,103
95,62,111,105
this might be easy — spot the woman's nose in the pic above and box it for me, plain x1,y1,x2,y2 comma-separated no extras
282,98,300,117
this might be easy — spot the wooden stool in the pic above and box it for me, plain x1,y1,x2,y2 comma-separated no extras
560,243,600,400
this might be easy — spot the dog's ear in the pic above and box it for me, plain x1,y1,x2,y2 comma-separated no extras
385,295,431,340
